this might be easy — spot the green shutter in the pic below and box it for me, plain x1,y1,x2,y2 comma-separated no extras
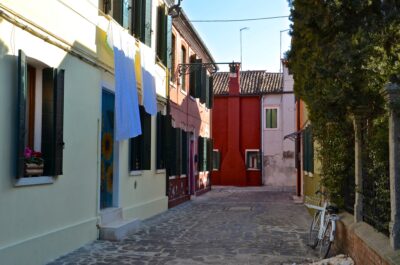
206,75,214,109
112,0,123,26
200,69,207,104
156,112,165,169
16,50,27,178
130,135,141,171
42,68,57,176
144,0,152,46
141,108,151,170
54,69,65,175
166,14,172,70
198,137,203,171
165,115,173,176
207,139,213,172
176,128,182,176
182,131,187,175
203,137,208,171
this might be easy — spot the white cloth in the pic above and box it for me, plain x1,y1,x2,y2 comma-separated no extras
140,42,157,116
107,21,142,140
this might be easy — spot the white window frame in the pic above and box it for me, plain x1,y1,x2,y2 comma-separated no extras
245,149,261,171
264,106,279,130
212,149,220,171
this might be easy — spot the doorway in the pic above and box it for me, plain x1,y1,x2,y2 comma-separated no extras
100,90,115,209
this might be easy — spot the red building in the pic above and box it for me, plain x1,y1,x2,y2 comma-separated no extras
212,65,282,186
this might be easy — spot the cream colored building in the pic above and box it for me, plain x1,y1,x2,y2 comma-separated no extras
0,0,174,264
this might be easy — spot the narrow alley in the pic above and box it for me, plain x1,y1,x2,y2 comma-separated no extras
48,187,317,265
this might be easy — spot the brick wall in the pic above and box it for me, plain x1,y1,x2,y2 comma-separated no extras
334,213,400,265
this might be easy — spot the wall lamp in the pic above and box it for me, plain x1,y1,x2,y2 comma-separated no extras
168,0,182,18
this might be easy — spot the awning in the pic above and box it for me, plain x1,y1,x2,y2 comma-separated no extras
283,130,304,141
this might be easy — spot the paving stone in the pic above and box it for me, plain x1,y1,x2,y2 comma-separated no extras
47,187,319,265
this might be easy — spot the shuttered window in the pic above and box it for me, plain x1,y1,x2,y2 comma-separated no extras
156,4,172,67
197,137,213,172
111,0,152,45
302,126,314,174
16,50,65,178
206,75,214,109
130,106,151,171
212,150,220,171
156,112,167,169
265,108,278,129
189,57,202,98
200,69,207,104
181,131,188,175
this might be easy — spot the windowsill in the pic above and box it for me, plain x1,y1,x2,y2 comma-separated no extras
189,95,196,102
15,176,54,187
169,175,176,179
180,174,187,178
212,169,219,171
264,127,279,131
156,169,166,174
130,170,142,176
247,168,261,171
180,89,187,95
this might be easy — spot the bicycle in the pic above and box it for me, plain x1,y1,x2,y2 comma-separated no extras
304,191,340,259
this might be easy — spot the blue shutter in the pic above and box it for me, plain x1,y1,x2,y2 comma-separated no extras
16,50,27,178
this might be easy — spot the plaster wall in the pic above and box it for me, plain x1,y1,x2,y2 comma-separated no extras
0,1,169,264
262,92,296,187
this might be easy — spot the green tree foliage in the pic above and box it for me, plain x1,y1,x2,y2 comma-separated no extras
287,1,399,231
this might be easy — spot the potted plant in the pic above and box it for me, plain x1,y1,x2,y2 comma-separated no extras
24,147,44,176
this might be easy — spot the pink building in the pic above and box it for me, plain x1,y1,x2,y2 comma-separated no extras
167,10,215,207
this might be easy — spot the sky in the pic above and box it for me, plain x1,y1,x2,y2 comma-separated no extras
180,0,292,72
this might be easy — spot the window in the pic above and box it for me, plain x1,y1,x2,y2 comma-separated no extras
156,4,172,67
245,150,261,170
189,55,201,98
16,50,65,179
105,0,152,46
198,137,213,172
181,130,188,175
130,106,151,171
265,108,278,129
180,46,187,92
302,125,314,174
212,149,220,171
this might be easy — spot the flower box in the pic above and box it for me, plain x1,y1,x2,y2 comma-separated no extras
25,163,44,176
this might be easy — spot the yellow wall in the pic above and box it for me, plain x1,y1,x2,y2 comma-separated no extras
0,1,168,264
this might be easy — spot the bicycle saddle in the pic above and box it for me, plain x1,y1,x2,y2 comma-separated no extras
326,205,339,214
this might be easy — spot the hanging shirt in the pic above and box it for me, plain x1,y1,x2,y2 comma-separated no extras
107,21,142,140
140,42,157,116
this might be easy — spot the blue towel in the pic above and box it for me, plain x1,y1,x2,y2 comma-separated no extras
140,42,157,115
107,22,142,140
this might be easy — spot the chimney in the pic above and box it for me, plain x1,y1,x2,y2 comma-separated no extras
220,62,247,186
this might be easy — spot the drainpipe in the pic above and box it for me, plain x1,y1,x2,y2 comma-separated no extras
261,95,264,185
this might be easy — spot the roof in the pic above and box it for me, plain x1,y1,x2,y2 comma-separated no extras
213,71,283,95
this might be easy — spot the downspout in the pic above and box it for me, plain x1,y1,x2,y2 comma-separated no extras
260,95,264,185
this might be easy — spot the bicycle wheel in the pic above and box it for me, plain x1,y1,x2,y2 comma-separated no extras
319,221,332,259
308,211,321,249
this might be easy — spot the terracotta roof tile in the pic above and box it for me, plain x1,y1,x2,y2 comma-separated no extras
213,71,283,95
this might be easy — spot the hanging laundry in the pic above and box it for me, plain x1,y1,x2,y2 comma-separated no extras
107,21,142,140
140,42,157,116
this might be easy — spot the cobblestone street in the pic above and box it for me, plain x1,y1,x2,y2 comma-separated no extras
48,187,318,265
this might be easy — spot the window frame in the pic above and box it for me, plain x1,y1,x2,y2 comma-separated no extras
245,149,261,171
212,149,221,171
264,106,279,130
180,44,188,94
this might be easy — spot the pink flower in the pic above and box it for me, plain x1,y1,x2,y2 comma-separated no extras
24,147,33,159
